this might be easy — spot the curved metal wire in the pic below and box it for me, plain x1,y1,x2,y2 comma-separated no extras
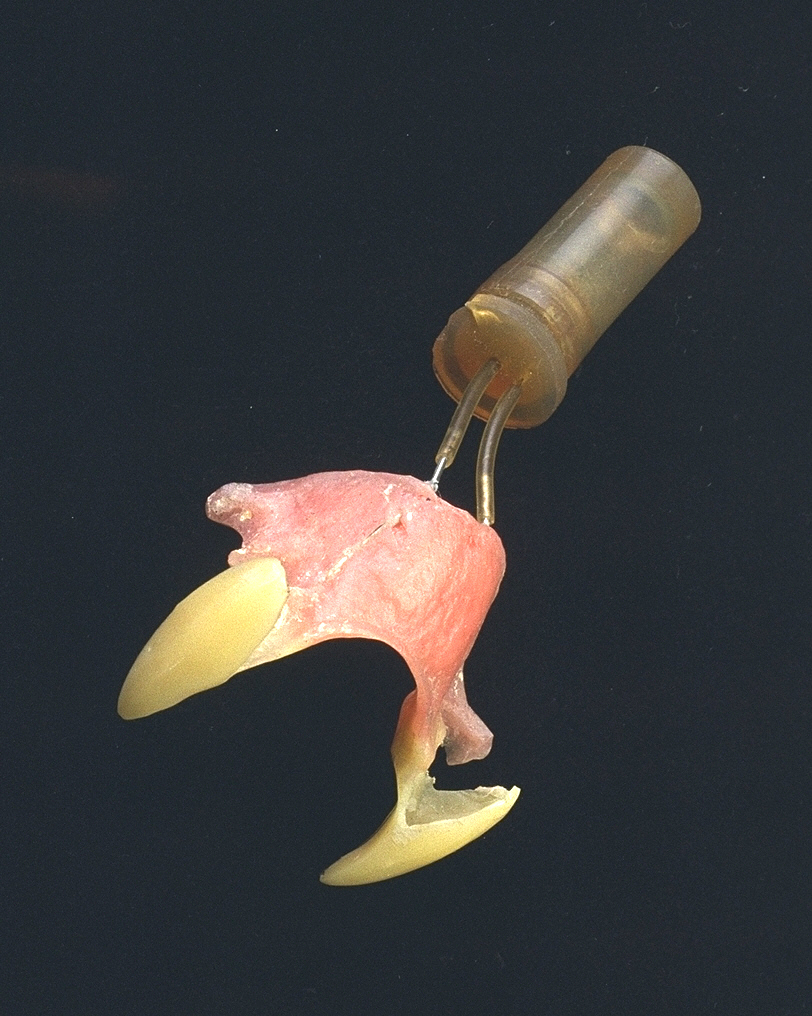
430,359,522,526
475,383,521,525
428,359,500,491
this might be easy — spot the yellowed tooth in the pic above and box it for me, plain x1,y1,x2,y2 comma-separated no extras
118,558,288,720
320,774,520,886
320,719,519,885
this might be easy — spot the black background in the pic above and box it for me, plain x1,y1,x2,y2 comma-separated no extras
2,3,810,1014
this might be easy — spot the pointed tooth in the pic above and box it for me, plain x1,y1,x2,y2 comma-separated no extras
321,719,519,885
118,558,288,719
320,772,520,885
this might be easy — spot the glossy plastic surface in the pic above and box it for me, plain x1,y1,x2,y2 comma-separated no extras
432,146,701,427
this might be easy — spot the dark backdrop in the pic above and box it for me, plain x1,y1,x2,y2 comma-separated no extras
2,4,810,1014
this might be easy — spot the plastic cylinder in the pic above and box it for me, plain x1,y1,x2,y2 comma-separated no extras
432,146,701,428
